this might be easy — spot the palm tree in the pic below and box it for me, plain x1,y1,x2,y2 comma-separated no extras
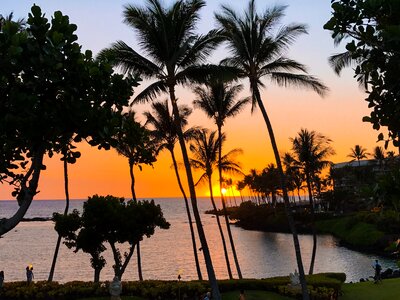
215,2,328,297
0,12,25,29
193,77,250,278
236,180,246,203
348,145,370,166
282,152,304,204
373,146,386,168
114,111,157,281
99,1,222,296
48,147,74,282
328,51,367,88
290,129,335,274
189,128,243,279
143,100,202,280
261,164,281,208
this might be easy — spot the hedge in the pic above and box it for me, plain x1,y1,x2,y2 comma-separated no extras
0,273,345,300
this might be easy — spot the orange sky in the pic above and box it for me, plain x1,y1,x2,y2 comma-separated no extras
1,0,396,200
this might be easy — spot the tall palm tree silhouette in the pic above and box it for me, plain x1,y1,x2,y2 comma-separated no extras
99,1,222,296
189,128,243,279
48,146,74,282
215,1,328,298
290,129,335,274
144,100,202,280
114,111,157,281
193,77,250,278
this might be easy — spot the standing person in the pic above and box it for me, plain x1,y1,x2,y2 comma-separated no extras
26,266,34,284
0,270,4,290
373,260,382,283
239,289,246,300
203,291,211,300
109,276,122,300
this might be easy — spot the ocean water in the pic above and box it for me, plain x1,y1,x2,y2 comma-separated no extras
0,198,396,283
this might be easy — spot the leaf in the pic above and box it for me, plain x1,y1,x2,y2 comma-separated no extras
362,116,372,122
345,41,356,52
31,5,42,17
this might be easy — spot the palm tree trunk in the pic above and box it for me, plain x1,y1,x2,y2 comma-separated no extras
129,161,137,202
48,158,70,282
254,86,309,300
136,243,143,281
168,85,220,299
129,161,143,281
94,267,101,283
208,174,233,279
217,126,242,279
169,149,203,280
306,172,317,275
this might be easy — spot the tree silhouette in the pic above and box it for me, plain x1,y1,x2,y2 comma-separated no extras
54,196,169,281
348,145,369,166
290,129,335,274
0,5,135,236
282,152,305,203
98,1,222,296
114,111,157,281
144,100,202,280
373,146,386,168
193,77,249,278
189,128,243,279
215,1,327,297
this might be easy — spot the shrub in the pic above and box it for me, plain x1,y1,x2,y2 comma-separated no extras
0,274,344,299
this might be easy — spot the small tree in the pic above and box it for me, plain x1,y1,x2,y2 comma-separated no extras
54,195,170,281
54,209,106,282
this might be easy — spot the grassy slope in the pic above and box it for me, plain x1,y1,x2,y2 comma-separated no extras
340,278,400,300
316,217,384,247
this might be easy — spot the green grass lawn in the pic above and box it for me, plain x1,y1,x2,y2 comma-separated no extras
222,290,294,299
79,297,144,300
79,290,293,300
340,278,400,300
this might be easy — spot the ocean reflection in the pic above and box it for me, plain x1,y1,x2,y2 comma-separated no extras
0,198,397,282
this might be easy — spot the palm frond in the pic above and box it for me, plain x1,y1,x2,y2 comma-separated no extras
178,29,223,68
133,80,168,104
98,41,160,78
269,72,328,97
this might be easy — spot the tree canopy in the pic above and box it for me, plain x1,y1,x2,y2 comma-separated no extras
0,5,137,235
324,0,400,147
54,195,170,281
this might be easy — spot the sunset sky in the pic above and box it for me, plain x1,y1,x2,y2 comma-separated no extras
1,0,395,200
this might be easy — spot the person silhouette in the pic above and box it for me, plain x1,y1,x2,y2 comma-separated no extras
0,270,4,289
373,260,382,283
26,266,34,284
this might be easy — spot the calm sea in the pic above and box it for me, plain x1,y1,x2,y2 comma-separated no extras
0,198,396,283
